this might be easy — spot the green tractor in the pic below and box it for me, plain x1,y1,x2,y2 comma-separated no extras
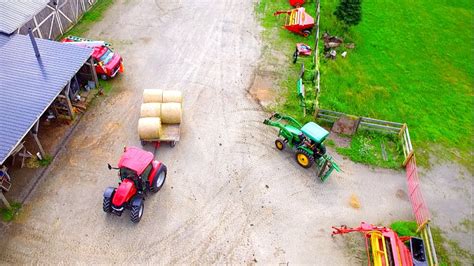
263,113,340,181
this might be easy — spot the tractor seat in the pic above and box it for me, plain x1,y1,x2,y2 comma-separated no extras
284,125,302,135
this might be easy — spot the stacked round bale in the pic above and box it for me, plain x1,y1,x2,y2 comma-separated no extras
138,89,183,140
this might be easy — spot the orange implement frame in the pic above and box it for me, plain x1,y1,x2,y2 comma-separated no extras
274,7,315,36
332,222,414,266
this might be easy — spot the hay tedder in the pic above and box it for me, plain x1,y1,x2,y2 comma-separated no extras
332,222,428,266
263,113,340,181
274,7,315,37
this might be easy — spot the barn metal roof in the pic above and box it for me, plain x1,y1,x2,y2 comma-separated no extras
0,34,92,164
0,0,49,34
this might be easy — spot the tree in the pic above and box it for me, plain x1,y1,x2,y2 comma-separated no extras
334,0,362,27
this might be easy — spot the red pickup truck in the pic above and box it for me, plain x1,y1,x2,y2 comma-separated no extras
62,36,124,80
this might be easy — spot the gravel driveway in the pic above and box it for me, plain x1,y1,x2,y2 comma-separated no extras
0,0,415,264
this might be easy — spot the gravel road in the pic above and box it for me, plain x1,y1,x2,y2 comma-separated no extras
0,0,416,264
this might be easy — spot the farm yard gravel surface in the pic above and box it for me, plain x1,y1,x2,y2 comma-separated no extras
2,0,466,264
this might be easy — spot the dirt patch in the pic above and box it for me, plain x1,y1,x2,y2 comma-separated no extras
395,189,408,201
249,74,276,108
332,115,359,135
328,133,351,148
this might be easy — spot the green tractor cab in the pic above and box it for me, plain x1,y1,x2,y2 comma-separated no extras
301,122,329,144
263,113,340,182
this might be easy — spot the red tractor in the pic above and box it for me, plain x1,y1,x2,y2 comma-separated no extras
103,147,167,223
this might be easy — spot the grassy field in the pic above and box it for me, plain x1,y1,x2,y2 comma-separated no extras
256,1,404,168
256,1,317,123
319,0,474,169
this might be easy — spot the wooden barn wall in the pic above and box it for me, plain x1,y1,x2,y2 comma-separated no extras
18,0,97,40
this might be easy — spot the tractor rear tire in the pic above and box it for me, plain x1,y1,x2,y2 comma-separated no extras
103,196,112,213
295,149,314,168
150,164,167,193
275,138,286,151
130,200,144,223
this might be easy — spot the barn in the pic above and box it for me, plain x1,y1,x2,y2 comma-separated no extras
0,0,97,39
0,0,102,206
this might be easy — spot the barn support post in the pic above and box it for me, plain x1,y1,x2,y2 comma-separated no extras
30,120,46,158
64,81,75,119
89,57,99,88
0,191,11,209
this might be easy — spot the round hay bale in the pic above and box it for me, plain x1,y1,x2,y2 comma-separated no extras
138,117,162,139
140,103,162,118
162,90,183,103
143,89,163,103
160,103,182,124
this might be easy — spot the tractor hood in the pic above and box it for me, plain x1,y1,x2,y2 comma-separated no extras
112,179,136,206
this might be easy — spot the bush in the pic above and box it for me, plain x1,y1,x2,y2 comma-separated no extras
334,0,362,27
390,220,418,237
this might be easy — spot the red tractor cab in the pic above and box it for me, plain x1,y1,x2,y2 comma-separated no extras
61,36,124,80
289,0,305,7
103,147,167,223
274,7,315,37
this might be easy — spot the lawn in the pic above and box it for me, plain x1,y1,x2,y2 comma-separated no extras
256,1,404,168
256,0,317,124
318,0,474,169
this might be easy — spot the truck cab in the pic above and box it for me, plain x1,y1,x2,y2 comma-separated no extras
61,36,123,80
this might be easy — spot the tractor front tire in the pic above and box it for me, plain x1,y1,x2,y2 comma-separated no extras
103,196,112,213
275,138,286,151
302,30,311,37
130,200,144,223
151,164,167,193
295,149,314,168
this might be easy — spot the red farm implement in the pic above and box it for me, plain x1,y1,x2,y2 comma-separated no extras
274,7,315,37
289,0,305,7
332,222,428,266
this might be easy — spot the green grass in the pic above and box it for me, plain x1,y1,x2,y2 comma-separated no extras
256,1,318,124
390,220,418,237
336,130,404,169
38,154,53,167
431,226,474,265
0,202,22,222
61,0,115,38
319,0,474,170
256,1,404,168
99,80,114,94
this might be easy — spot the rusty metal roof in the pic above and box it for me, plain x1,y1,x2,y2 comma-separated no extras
0,34,92,164
0,0,49,35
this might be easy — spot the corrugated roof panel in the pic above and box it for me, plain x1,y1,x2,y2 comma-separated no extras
0,0,49,34
0,34,92,164
0,34,9,47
